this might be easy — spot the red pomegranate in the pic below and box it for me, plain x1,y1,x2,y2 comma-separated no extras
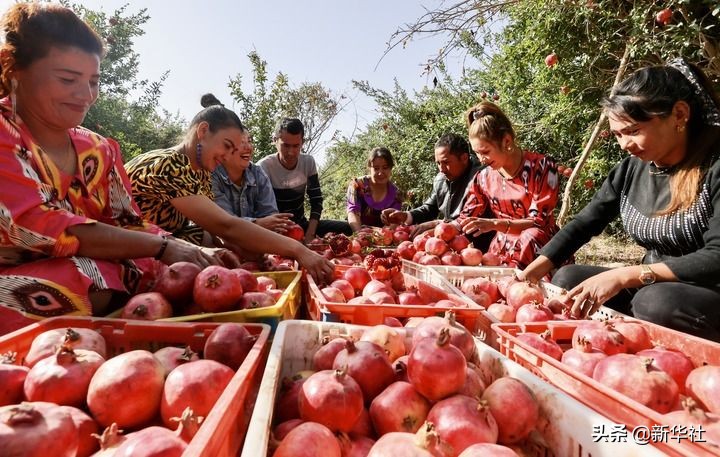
113,426,187,457
481,377,539,444
349,407,375,437
593,353,679,413
458,365,487,398
274,374,310,423
369,381,430,435
486,302,515,323
298,369,364,432
233,268,259,292
434,222,460,242
662,398,720,447
160,359,234,427
193,265,244,312
572,320,627,355
686,365,720,414
361,325,406,362
393,355,410,383
121,292,173,320
256,275,277,291
610,318,652,353
0,352,29,406
636,347,695,395
340,435,376,457
424,237,449,257
561,337,607,378
330,279,356,301
460,247,483,266
344,267,372,294
92,423,126,457
0,401,78,457
515,302,553,323
396,241,417,261
505,282,544,310
321,286,347,303
398,291,426,306
516,331,563,361
272,422,341,457
449,235,470,252
154,346,199,376
24,345,105,407
332,340,396,402
408,328,467,402
313,336,348,371
273,418,304,441
461,277,500,304
87,350,165,428
204,323,257,370
238,291,276,309
152,261,202,306
25,327,107,368
58,405,99,457
427,395,499,453
458,443,519,456
367,422,453,457
362,280,395,298
412,312,476,362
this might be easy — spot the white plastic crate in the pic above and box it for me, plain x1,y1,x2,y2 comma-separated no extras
241,320,667,457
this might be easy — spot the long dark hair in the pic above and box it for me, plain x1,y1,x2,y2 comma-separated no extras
602,63,720,215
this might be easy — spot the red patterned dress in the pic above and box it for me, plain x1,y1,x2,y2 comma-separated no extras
0,99,164,334
459,151,560,269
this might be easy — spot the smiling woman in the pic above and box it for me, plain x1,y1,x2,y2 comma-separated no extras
124,94,336,283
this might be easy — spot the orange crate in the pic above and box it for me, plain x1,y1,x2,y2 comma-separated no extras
306,265,495,343
0,317,270,457
492,320,720,457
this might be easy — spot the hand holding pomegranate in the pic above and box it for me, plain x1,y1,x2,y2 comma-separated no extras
200,247,241,268
380,208,408,225
255,213,294,233
296,247,336,284
159,237,224,269
409,221,437,239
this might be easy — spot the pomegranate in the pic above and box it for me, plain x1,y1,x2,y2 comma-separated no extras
637,347,695,394
515,302,553,323
272,422,341,457
393,355,410,383
298,369,364,432
561,337,607,377
412,251,424,263
460,247,483,266
274,374,309,423
393,230,410,243
461,277,500,304
516,331,563,361
25,327,107,368
58,405,99,457
441,251,462,266
333,340,396,402
369,291,396,304
113,426,187,457
152,261,201,306
344,267,372,294
427,395,499,453
434,222,460,242
24,345,105,407
203,324,256,370
458,365,487,398
349,407,375,437
193,265,244,312
408,328,467,402
161,359,234,427
655,8,672,26
330,279,356,301
154,346,199,376
481,252,502,266
238,291,276,309
273,418,304,441
662,398,720,446
362,280,395,298
0,352,29,406
486,302,515,323
416,280,450,304
495,276,515,298
505,282,544,310
348,296,374,304
593,353,679,413
459,443,519,456
384,316,403,327
92,423,126,457
424,237,449,256
413,233,431,251
0,401,78,457
399,291,426,306
285,223,305,242
412,312,477,362
121,292,173,320
340,435,376,457
361,325,406,362
313,336,348,371
434,298,466,308
396,241,417,260
87,349,165,428
685,365,720,414
418,254,442,265
544,52,558,67
256,275,277,291
367,422,452,457
481,377,539,444
266,288,284,301
233,268,259,292
322,286,347,303
449,235,471,252
369,381,430,435
572,321,627,355
610,318,652,353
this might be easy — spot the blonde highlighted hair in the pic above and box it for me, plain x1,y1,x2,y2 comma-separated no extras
465,101,515,146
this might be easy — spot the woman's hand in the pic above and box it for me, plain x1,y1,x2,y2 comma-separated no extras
459,217,496,235
162,238,220,269
255,213,294,233
409,220,438,239
517,256,554,284
381,209,409,225
566,269,629,318
200,247,241,268
297,248,336,284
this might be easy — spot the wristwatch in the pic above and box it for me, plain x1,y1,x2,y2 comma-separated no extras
639,265,656,286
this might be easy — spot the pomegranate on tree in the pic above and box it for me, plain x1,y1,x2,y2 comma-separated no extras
427,395,499,453
592,353,679,413
87,349,165,428
298,368,364,432
0,401,79,457
369,381,430,435
121,292,173,320
481,377,539,444
408,328,467,402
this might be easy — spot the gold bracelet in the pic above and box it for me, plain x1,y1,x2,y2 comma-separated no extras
505,220,511,233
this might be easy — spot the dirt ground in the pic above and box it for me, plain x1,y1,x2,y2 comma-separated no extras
574,233,646,267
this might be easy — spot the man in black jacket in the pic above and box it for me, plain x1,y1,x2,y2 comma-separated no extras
381,133,493,249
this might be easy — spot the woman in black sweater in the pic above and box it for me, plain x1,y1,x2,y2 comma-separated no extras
521,58,720,342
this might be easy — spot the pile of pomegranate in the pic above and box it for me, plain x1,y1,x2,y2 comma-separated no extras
513,319,720,446
399,221,502,267
318,265,480,310
0,322,257,457
120,262,287,320
270,316,541,456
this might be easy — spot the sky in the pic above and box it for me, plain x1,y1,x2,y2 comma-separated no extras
0,0,474,163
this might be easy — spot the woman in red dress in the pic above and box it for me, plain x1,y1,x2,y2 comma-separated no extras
458,102,560,269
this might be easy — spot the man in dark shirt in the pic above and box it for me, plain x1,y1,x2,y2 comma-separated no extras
382,133,493,249
258,118,351,243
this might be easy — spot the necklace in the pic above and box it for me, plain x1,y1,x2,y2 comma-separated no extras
41,136,75,175
499,149,524,179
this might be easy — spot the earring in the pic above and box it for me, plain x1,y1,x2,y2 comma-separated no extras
677,121,686,133
195,143,203,169
10,78,17,120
